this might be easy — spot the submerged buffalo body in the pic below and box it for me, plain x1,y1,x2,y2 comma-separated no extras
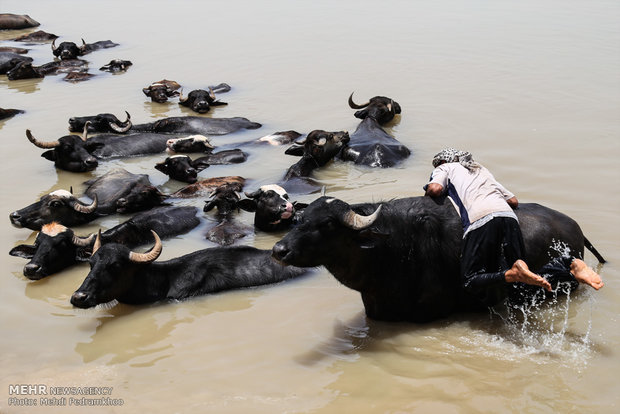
84,168,167,214
0,52,32,74
0,14,40,30
272,196,606,322
52,39,118,60
9,206,199,280
131,116,261,135
339,94,411,168
70,233,309,308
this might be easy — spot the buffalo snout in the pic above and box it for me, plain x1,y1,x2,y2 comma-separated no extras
272,242,290,263
70,291,92,308
23,263,44,280
9,211,23,228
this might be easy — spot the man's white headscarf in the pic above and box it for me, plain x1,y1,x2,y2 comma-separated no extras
432,148,480,172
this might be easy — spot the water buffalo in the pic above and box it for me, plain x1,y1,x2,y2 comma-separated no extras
143,79,181,103
203,184,253,246
0,46,28,54
238,185,307,232
339,93,411,168
281,130,349,193
178,83,231,114
70,231,309,308
11,30,58,42
156,151,248,182
131,116,262,135
0,52,32,74
9,189,99,231
99,59,132,72
52,38,118,60
0,13,40,29
272,196,606,323
6,61,43,80
63,72,96,83
68,111,132,133
0,108,24,121
84,168,168,214
9,206,200,280
25,123,184,172
7,59,89,81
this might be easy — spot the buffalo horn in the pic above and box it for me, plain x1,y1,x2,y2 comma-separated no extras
51,38,57,52
348,92,370,109
71,194,98,214
80,38,87,52
178,88,188,103
26,130,59,148
244,189,261,199
208,87,216,100
109,111,132,133
92,230,102,255
342,205,382,230
128,231,162,263
72,233,96,247
81,121,91,141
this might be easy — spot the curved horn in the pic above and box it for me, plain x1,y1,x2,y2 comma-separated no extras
348,92,370,110
178,88,188,103
108,111,132,133
244,190,261,199
129,231,162,263
81,121,91,141
26,129,59,148
51,38,57,52
342,205,382,230
80,38,87,52
72,233,96,247
92,229,102,255
71,194,97,214
208,87,216,100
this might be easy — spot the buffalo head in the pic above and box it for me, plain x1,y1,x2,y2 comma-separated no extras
348,93,401,125
115,186,168,214
238,184,306,232
68,111,132,133
285,130,350,164
99,59,132,72
203,184,242,219
155,155,209,184
178,88,228,114
51,38,86,60
9,189,98,230
272,196,382,267
166,135,214,153
71,230,162,308
7,61,43,80
143,79,181,103
25,122,102,172
9,222,95,280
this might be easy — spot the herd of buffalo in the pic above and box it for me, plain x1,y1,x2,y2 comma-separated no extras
3,13,606,322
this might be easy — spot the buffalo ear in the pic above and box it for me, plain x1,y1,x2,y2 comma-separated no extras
9,244,36,259
142,87,152,97
190,158,210,172
76,246,93,261
85,142,105,153
203,200,216,212
41,150,57,161
237,198,257,212
356,228,389,249
154,162,169,174
211,101,228,106
354,109,369,120
292,201,308,210
285,144,304,156
392,101,402,114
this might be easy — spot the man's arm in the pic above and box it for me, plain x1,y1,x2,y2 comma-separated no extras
425,183,444,198
506,196,518,209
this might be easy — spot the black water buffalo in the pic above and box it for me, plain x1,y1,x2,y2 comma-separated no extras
272,196,606,323
156,151,248,182
281,130,349,193
178,83,231,114
9,206,199,280
242,130,303,147
52,38,118,60
238,185,307,232
99,59,132,72
338,93,411,168
7,59,89,81
0,52,32,74
0,108,24,121
25,124,183,172
84,168,168,214
0,13,40,29
6,61,43,80
70,231,309,308
12,30,58,42
0,46,28,54
9,189,99,231
203,184,252,246
166,135,214,152
131,116,262,135
143,79,181,103
68,111,132,133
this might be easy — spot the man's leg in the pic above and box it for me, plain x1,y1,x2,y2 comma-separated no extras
505,260,552,291
570,259,604,290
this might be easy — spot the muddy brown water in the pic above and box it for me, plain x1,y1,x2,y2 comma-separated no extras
1,1,619,413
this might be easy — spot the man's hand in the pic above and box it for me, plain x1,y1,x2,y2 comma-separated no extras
425,183,444,197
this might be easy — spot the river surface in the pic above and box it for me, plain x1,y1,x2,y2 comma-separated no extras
1,1,619,413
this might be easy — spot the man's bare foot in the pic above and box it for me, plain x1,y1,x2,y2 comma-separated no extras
571,259,604,290
505,260,552,291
